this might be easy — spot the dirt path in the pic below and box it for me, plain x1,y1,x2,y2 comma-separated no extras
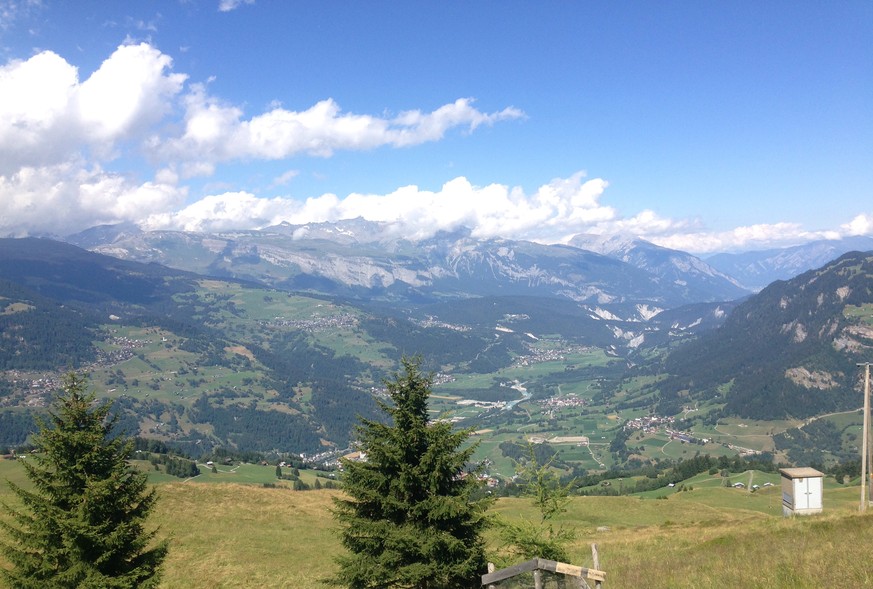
799,408,860,431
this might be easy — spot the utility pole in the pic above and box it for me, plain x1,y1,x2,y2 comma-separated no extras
859,362,872,512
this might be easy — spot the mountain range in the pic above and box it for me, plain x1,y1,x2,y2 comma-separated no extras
67,221,873,307
2,225,872,463
705,236,873,291
66,220,748,316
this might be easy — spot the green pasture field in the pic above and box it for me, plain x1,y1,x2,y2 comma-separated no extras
311,330,393,368
194,283,395,372
0,459,29,490
609,374,664,399
637,436,670,454
433,372,509,392
817,409,864,430
205,283,340,322
434,347,615,395
561,415,612,433
393,420,609,478
4,458,873,588
187,462,332,488
551,379,601,398
643,436,742,461
844,302,873,325
707,418,799,438
658,438,699,460
613,406,653,422
8,458,331,490
470,438,517,478
87,324,274,409
693,418,798,454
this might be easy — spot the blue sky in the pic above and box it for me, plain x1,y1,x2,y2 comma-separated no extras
0,1,870,253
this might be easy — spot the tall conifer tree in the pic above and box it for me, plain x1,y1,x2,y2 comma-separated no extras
0,373,168,588
332,357,490,588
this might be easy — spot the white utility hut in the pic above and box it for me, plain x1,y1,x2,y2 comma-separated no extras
780,467,823,516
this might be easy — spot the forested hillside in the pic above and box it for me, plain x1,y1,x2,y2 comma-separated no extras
0,279,97,370
652,251,873,419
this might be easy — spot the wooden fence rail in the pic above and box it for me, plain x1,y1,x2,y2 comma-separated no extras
482,556,606,588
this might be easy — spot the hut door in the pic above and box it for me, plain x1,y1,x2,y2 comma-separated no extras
795,478,809,510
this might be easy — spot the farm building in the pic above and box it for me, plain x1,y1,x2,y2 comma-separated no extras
780,467,823,516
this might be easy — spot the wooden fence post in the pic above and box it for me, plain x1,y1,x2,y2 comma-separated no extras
591,544,603,589
487,562,496,589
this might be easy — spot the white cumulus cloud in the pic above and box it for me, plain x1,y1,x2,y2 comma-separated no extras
0,43,186,172
0,42,524,237
842,214,873,237
143,172,616,242
155,94,524,170
0,41,867,252
133,172,873,252
0,162,185,237
75,43,185,148
647,222,842,254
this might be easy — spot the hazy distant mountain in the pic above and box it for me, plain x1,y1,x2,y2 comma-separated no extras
66,222,750,314
656,250,873,420
568,233,748,303
63,222,145,249
705,236,873,291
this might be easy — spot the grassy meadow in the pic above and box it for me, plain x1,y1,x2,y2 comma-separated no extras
3,459,873,588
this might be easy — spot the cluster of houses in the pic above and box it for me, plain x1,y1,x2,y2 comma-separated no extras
623,414,675,434
621,414,716,447
666,429,709,445
302,447,351,470
411,316,471,332
512,343,591,368
261,312,358,332
95,333,150,365
0,373,63,407
729,481,773,490
536,394,586,416
2,330,162,408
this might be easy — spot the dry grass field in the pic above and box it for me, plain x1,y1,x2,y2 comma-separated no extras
3,459,873,588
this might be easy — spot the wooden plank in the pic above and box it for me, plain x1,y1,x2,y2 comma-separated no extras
480,557,605,585
481,559,539,584
541,559,606,582
555,562,583,576
585,569,606,582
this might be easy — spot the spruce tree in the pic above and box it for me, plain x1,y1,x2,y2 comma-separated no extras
332,357,490,588
0,373,168,588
